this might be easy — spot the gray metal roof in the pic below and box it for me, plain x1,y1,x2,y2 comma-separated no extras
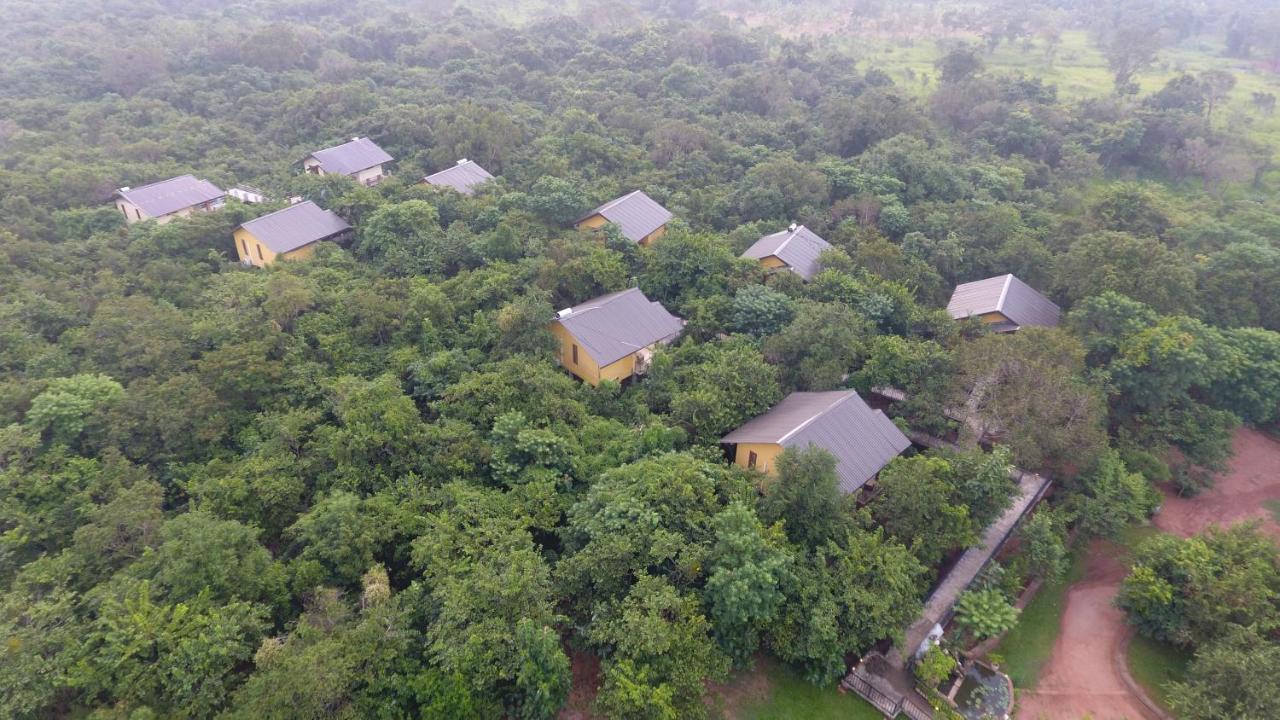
741,224,832,280
238,201,351,254
946,274,1061,330
307,137,393,176
577,190,673,243
423,159,494,195
721,390,911,493
555,287,684,367
117,175,225,217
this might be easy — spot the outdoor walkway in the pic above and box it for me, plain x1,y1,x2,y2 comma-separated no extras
901,466,1053,660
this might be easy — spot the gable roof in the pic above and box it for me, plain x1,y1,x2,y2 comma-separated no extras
554,287,684,367
117,175,225,217
423,159,494,195
741,224,832,280
576,190,673,243
307,137,393,176
238,201,351,254
946,274,1061,330
721,390,911,493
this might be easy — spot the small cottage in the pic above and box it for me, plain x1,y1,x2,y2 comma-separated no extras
551,287,684,386
946,274,1061,332
573,190,673,245
233,201,351,267
721,390,911,494
740,223,832,280
422,159,494,195
302,137,393,186
114,175,225,225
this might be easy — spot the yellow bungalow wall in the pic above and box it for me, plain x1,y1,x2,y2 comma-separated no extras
758,255,788,270
731,442,786,477
233,228,317,267
976,311,1011,325
550,321,640,386
574,213,667,246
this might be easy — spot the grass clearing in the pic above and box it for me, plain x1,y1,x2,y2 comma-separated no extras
735,659,883,720
990,541,1088,688
849,29,1280,163
1126,634,1191,713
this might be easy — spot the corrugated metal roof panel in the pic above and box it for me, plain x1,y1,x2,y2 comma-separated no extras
117,175,225,217
238,201,351,254
308,137,393,176
1000,274,1061,328
741,224,832,280
578,190,673,243
556,287,684,366
423,159,494,195
946,274,1060,329
721,390,911,493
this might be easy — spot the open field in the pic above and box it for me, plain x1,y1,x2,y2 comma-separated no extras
1012,539,1158,720
725,4,1280,166
1155,427,1280,540
859,30,1280,161
1010,428,1280,719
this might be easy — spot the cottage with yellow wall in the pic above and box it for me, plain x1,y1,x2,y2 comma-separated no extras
740,224,832,280
551,287,683,387
945,274,1061,332
233,201,350,268
302,137,393,187
721,390,912,495
114,175,225,225
573,190,673,246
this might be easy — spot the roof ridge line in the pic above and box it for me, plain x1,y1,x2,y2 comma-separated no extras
595,190,641,216
777,391,854,444
244,201,314,223
772,225,802,256
996,274,1014,311
121,174,198,193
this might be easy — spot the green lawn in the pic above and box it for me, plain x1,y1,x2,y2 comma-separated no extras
737,661,884,720
1265,499,1280,524
990,543,1089,688
1127,634,1192,713
852,29,1280,167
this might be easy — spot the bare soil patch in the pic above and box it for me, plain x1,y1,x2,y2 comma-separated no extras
558,650,602,720
1155,427,1280,540
1015,539,1157,720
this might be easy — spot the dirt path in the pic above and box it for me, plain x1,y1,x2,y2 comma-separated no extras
1016,540,1156,720
1154,427,1280,540
1018,428,1280,719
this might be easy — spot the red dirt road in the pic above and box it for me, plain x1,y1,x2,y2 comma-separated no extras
1018,428,1280,719
1154,427,1280,540
1016,540,1157,720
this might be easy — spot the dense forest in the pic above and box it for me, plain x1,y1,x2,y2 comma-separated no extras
2,1,1279,718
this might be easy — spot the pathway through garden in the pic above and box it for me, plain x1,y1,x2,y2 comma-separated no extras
1015,539,1156,720
1016,427,1280,719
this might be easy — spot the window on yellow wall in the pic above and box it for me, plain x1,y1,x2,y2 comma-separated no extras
747,451,758,469
240,238,248,257
256,244,263,261
572,344,579,364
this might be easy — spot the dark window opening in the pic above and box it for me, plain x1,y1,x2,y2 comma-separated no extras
747,451,758,469
571,344,579,364
256,244,263,261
